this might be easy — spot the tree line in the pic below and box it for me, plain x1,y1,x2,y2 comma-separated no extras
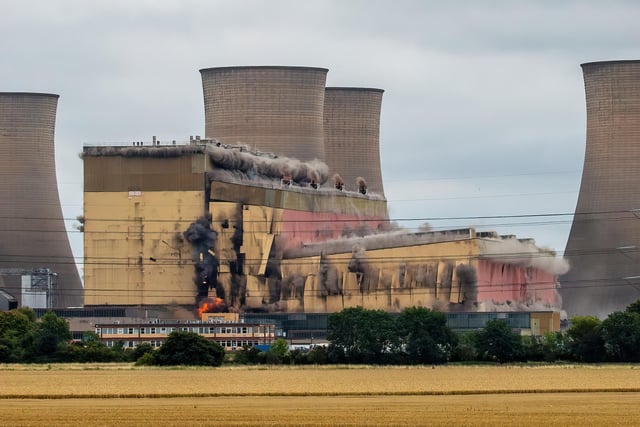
1,300,639,366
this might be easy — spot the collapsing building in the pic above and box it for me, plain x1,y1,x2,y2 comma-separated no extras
82,142,564,314
562,60,640,317
81,65,565,316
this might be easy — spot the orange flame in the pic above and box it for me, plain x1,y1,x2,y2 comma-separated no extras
198,297,226,318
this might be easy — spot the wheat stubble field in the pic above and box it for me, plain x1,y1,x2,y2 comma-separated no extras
1,364,640,426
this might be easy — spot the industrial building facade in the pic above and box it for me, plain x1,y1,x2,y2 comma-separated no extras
83,142,564,316
95,313,276,350
78,64,568,320
1,64,569,328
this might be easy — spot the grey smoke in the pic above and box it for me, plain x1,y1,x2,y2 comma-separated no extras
82,144,204,158
478,237,570,275
183,216,218,305
456,263,478,308
319,253,341,296
206,144,329,185
348,244,377,292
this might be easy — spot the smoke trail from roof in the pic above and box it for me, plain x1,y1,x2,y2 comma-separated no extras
479,237,570,275
357,177,367,195
206,144,329,184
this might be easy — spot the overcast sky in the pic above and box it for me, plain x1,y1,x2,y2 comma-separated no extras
2,0,640,272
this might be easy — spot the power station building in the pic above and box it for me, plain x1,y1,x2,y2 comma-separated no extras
0,65,568,324
81,65,565,318
0,92,83,308
562,60,640,317
83,142,564,315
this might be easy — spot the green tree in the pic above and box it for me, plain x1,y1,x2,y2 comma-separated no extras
129,342,155,363
566,316,605,362
155,331,225,366
327,307,396,364
540,331,570,362
475,319,522,363
451,332,478,362
234,345,262,364
626,299,640,316
0,308,35,338
600,311,640,362
0,308,37,362
307,346,328,364
29,311,71,361
396,307,457,364
264,338,290,364
521,335,543,362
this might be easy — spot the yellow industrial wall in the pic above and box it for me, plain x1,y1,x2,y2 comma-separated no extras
84,190,204,306
279,239,479,313
530,311,561,335
209,180,388,217
207,198,480,313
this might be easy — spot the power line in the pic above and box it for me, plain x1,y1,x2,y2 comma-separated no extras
1,206,638,223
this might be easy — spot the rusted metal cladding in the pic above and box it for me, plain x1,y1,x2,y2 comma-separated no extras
200,66,328,161
0,93,82,307
323,88,385,196
561,60,640,317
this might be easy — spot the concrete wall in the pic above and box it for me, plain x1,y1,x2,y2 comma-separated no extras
561,60,640,317
83,190,203,306
0,92,82,307
201,66,328,162
323,87,385,195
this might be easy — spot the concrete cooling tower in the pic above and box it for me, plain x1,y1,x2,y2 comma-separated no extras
200,66,328,162
323,87,385,195
561,60,640,317
0,92,83,308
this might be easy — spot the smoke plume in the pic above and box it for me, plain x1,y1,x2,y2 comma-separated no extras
456,264,478,309
206,144,329,185
479,237,570,275
183,216,219,306
348,244,377,292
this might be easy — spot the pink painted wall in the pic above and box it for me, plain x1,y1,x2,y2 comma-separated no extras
476,259,560,307
279,210,387,250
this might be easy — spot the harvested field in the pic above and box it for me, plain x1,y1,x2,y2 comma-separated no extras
1,364,640,426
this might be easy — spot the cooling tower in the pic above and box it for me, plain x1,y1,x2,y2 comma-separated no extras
561,60,640,317
0,92,83,308
323,87,385,195
200,66,328,161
